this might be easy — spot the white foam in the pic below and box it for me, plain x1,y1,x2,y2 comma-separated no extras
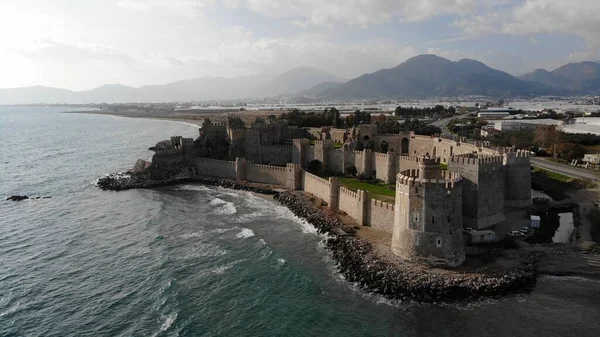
235,228,255,239
212,227,237,234
151,313,177,337
277,258,286,265
212,203,237,215
210,259,245,275
177,185,211,192
209,198,227,206
179,232,203,239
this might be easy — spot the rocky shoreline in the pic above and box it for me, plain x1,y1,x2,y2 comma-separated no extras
275,191,538,303
97,173,278,195
97,174,538,303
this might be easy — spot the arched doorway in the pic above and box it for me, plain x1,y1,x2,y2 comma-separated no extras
401,137,409,154
363,135,370,141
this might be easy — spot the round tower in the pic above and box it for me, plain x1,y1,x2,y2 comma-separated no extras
392,156,465,267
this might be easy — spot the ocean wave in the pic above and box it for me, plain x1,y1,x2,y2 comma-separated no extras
209,198,227,206
179,232,204,239
176,243,227,260
176,185,211,192
235,228,255,239
212,203,237,215
209,259,245,275
151,313,177,337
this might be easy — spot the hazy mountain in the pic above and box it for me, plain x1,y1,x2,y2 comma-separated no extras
292,81,343,97
519,61,600,94
0,67,339,104
259,67,342,96
518,69,567,88
321,54,567,99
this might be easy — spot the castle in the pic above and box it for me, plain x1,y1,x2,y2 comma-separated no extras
150,118,532,267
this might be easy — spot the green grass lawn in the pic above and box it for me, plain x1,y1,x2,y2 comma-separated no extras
532,167,573,183
337,177,395,202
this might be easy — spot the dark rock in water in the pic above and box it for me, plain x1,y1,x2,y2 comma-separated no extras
6,195,29,201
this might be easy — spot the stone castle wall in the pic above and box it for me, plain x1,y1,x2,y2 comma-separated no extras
392,170,465,267
303,172,331,204
195,157,237,179
338,187,366,225
246,162,288,186
504,150,533,207
260,144,293,166
369,199,395,232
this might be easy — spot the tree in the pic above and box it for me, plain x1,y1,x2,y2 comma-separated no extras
534,125,562,152
379,140,389,153
555,143,585,161
345,114,355,127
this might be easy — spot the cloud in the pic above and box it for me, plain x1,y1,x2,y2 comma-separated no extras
503,0,600,46
220,0,479,27
451,0,600,47
196,34,417,77
14,39,135,64
117,0,206,16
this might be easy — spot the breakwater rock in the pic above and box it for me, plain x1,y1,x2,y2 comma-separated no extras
275,190,538,303
97,173,277,195
5,195,52,201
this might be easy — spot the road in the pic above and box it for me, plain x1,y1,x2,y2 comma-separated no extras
530,157,599,181
429,117,454,133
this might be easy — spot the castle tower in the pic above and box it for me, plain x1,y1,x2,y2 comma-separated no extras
292,138,308,167
448,154,506,229
503,150,532,208
315,140,333,172
392,157,465,267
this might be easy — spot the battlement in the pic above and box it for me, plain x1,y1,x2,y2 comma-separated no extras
196,157,235,166
396,169,461,187
505,149,532,158
340,186,359,199
371,199,394,211
375,152,389,159
247,163,287,171
398,155,421,163
304,171,331,186
450,154,504,165
314,140,334,147
155,148,183,155
261,144,293,149
293,138,309,146
417,156,441,166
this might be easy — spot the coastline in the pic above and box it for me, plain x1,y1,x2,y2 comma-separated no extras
68,110,205,129
97,173,540,303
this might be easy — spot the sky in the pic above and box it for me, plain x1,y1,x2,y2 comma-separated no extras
0,0,599,90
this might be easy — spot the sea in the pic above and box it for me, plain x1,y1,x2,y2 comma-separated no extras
1,107,599,337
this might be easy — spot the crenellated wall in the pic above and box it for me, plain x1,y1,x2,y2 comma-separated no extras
246,162,288,186
448,154,506,229
195,157,237,179
259,144,293,165
303,171,331,204
369,199,395,232
339,187,367,225
504,150,532,207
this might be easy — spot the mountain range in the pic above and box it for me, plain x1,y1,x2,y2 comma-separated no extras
1,55,599,104
518,61,600,94
0,67,341,104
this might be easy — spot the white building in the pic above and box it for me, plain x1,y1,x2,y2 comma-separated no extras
464,230,497,245
494,119,563,131
583,154,600,164
478,111,510,119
